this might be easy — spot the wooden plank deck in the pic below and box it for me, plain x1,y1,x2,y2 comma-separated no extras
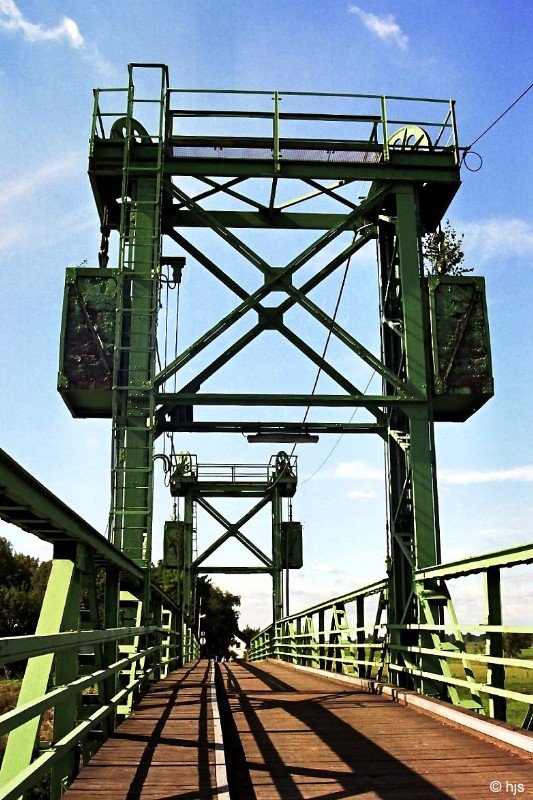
222,660,533,799
62,658,533,799
64,660,218,800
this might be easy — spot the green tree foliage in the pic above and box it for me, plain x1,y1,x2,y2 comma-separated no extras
423,220,473,276
150,564,241,659
150,561,177,603
503,632,533,658
197,576,240,659
239,625,260,646
0,537,51,637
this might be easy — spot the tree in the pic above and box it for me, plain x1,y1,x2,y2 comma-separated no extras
150,565,242,659
197,576,240,659
503,633,533,658
150,560,177,604
422,220,473,276
0,537,51,637
239,625,260,647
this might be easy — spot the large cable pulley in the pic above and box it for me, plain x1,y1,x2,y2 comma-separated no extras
110,116,151,143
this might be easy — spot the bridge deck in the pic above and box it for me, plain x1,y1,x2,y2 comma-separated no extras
63,659,533,799
63,661,218,799
222,661,532,799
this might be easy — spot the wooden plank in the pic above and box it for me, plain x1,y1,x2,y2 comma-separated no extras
63,660,217,800
223,660,533,800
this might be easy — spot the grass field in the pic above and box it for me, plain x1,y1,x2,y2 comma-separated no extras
0,678,53,755
447,645,532,728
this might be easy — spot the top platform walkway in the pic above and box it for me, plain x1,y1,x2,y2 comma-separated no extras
64,659,533,799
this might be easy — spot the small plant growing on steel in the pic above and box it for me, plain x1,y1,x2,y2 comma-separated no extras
423,220,473,276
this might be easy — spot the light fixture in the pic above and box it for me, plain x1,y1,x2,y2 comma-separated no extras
247,433,319,444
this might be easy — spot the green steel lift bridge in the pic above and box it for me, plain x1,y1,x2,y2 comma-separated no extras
0,63,530,799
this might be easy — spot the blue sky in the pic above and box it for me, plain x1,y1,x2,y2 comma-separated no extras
0,1,531,629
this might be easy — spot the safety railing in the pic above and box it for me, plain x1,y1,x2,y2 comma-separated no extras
250,579,387,679
0,447,198,800
250,543,533,729
169,451,297,486
166,89,459,166
392,542,533,728
90,73,460,166
0,626,178,800
0,602,192,800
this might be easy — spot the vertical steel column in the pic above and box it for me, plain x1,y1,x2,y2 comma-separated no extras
379,185,441,688
50,558,82,798
181,490,194,662
110,68,166,654
102,567,119,731
271,487,283,622
0,559,80,797
485,567,506,720
356,596,365,678
112,176,160,568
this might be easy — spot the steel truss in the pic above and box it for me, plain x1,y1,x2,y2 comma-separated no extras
86,65,468,688
166,453,299,651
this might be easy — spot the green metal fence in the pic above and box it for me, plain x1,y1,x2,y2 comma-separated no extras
249,543,533,729
0,447,198,800
90,84,460,167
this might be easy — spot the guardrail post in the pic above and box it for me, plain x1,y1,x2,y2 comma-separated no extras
356,596,365,678
51,553,82,798
305,616,319,669
102,567,119,730
318,609,326,671
485,567,506,721
0,557,80,798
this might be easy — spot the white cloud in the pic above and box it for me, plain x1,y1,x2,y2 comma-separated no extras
311,562,347,575
461,217,533,264
336,460,533,486
440,465,533,485
0,1,116,78
347,489,377,500
0,152,83,210
0,0,83,48
334,461,382,481
81,43,116,79
349,6,408,50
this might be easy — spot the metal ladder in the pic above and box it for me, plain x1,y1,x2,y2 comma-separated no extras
110,64,168,567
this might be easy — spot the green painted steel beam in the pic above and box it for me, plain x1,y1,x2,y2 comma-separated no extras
192,494,271,567
91,142,459,182
0,447,144,582
157,421,386,434
194,496,272,567
415,543,533,580
155,192,386,389
169,210,355,230
0,560,77,792
165,156,458,178
157,393,422,407
0,626,159,665
196,567,273,574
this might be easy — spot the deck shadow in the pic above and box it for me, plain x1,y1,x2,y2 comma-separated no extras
225,661,455,800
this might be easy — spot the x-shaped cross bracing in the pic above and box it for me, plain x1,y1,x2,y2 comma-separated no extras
191,494,273,570
156,180,420,428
